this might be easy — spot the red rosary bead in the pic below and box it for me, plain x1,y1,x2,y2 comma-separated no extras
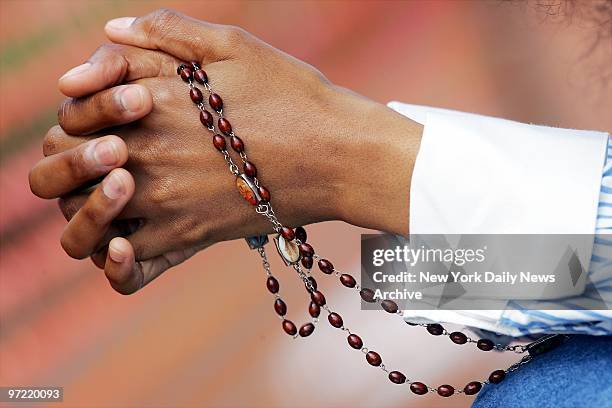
295,226,307,243
410,382,428,395
365,351,382,366
450,331,468,344
301,256,313,269
274,298,287,316
218,117,232,135
308,301,320,318
427,323,444,336
266,276,279,294
244,161,257,178
190,87,203,104
437,384,454,397
489,369,506,384
328,312,343,328
317,258,333,274
381,299,398,314
339,274,356,288
347,334,363,349
359,288,376,303
176,63,187,75
299,323,315,337
463,381,482,395
299,243,314,258
310,290,326,306
230,135,244,152
280,227,295,241
194,69,208,85
212,134,226,151
388,371,406,384
209,93,223,112
200,110,213,128
180,67,192,82
477,339,495,351
306,276,317,292
258,186,271,202
282,319,297,336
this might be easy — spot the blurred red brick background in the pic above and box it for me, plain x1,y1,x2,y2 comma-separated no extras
1,1,610,407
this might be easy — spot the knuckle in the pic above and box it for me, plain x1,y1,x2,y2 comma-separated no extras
148,8,181,38
67,145,90,181
217,25,245,49
81,203,105,227
174,217,204,245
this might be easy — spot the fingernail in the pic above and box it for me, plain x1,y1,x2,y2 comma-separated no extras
108,239,126,262
106,17,136,31
60,62,91,80
93,139,120,166
102,171,126,200
117,86,145,113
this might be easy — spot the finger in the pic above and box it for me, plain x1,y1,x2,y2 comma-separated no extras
104,9,240,64
30,135,127,199
58,84,152,135
43,125,93,157
105,237,200,295
60,168,135,259
58,43,181,98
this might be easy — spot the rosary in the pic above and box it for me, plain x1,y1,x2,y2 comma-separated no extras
176,61,567,398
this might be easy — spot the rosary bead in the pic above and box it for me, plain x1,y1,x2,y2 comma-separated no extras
295,226,307,243
190,61,201,70
218,118,233,135
450,331,468,344
437,384,454,397
311,290,326,306
212,134,226,151
347,334,363,349
209,93,223,112
488,369,506,384
317,258,333,274
282,319,297,336
243,161,257,178
274,298,287,316
176,63,187,75
339,274,356,288
194,69,208,85
307,276,317,292
388,371,406,384
200,110,213,128
230,136,244,152
381,299,399,314
463,381,482,395
190,87,204,104
281,227,295,241
180,67,193,82
299,243,314,258
365,351,382,366
359,288,376,303
328,312,343,328
258,186,271,202
426,323,444,336
477,339,495,351
410,382,428,395
308,301,321,318
266,276,279,294
301,256,313,269
299,323,315,337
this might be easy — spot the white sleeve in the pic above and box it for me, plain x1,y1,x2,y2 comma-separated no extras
387,102,609,234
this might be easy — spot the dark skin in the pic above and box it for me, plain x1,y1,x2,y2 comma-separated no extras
29,9,422,295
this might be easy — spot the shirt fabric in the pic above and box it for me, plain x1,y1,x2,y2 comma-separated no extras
388,102,611,337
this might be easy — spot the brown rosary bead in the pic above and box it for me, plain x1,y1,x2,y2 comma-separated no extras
258,186,271,202
212,134,226,151
266,276,280,294
308,301,320,318
190,61,201,70
328,312,343,328
477,339,495,351
311,290,326,306
218,117,232,135
339,274,356,288
299,323,315,337
437,384,454,397
381,299,399,314
243,161,257,178
317,259,333,274
489,369,506,384
230,136,244,153
295,226,307,243
307,276,317,292
209,93,223,112
450,331,468,344
426,323,444,336
194,69,208,85
274,299,287,316
200,110,213,128
282,319,297,336
463,381,482,395
388,371,406,384
365,351,382,366
301,256,313,269
176,63,187,75
280,227,295,241
189,87,203,104
180,67,192,82
359,288,376,303
410,382,429,395
347,334,363,349
299,243,314,258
